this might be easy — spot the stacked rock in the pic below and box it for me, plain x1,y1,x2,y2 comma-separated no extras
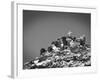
24,32,91,69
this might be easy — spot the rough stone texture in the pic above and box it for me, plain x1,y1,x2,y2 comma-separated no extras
24,32,91,69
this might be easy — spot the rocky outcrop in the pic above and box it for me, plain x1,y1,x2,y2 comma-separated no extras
24,32,91,69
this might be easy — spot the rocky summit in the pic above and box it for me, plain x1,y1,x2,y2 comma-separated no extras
24,32,91,69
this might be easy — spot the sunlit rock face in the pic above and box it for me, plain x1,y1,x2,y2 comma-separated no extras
23,32,91,69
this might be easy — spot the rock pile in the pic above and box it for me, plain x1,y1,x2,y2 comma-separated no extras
24,32,91,69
